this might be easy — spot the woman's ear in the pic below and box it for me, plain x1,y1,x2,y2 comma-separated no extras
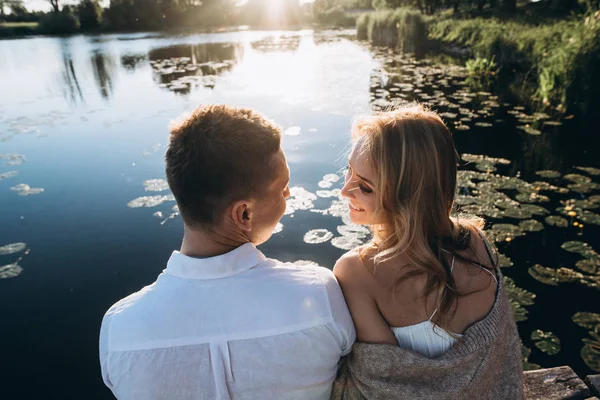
231,200,254,232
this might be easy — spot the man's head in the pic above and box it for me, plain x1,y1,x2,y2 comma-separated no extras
166,105,290,246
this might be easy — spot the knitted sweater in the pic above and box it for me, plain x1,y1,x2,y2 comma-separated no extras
330,271,524,400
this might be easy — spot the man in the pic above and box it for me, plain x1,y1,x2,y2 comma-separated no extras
99,105,355,399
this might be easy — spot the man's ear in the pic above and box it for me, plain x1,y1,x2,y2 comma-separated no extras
231,200,254,232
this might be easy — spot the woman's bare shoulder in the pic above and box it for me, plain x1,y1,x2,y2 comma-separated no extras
333,248,377,292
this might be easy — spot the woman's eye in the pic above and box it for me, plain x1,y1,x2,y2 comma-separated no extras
359,184,373,194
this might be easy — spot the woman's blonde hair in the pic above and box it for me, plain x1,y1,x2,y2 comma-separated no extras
352,103,495,323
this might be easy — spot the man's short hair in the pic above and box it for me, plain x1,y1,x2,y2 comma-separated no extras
166,105,282,227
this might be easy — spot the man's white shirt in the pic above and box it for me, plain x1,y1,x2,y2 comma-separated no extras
99,243,356,399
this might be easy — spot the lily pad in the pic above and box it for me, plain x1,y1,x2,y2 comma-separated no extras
575,259,599,274
285,186,317,215
489,223,524,242
273,222,283,235
498,253,513,268
545,215,568,227
568,182,600,194
303,229,334,244
561,241,598,258
0,171,18,180
504,276,535,322
284,126,301,136
564,174,592,184
519,219,544,232
536,170,561,179
531,330,561,355
0,263,23,279
572,312,600,372
10,184,44,196
144,179,169,192
127,194,175,208
0,242,26,256
331,235,365,251
575,166,600,176
528,264,583,286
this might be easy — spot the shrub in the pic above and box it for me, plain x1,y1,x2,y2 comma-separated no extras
39,8,80,34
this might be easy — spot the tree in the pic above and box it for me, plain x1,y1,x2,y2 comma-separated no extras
47,0,60,12
1,0,25,17
77,0,102,30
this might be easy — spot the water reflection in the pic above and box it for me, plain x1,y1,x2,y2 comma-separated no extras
57,40,84,105
251,35,301,52
148,43,244,94
91,52,116,100
120,54,147,72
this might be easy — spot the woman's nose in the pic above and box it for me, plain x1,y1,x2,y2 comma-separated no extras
340,180,354,199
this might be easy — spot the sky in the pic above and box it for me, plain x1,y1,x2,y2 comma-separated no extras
21,0,314,12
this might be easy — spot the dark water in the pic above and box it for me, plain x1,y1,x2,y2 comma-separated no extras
0,30,598,399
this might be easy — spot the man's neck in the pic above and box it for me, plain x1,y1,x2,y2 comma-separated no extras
180,225,251,259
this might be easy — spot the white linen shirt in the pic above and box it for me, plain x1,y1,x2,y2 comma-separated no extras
99,243,355,400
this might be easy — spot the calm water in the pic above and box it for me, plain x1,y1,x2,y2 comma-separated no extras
0,30,599,399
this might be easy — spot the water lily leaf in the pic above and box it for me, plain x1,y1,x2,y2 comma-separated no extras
528,264,583,286
575,259,599,274
489,223,524,242
519,219,544,232
0,263,23,279
545,215,568,227
284,126,301,136
575,166,600,176
303,229,334,244
561,241,598,258
0,243,26,256
564,174,592,184
498,253,513,268
285,186,317,215
572,312,600,372
144,179,169,192
531,330,561,355
519,204,550,216
504,276,535,322
568,182,600,194
0,171,18,180
504,207,533,219
573,312,600,331
331,235,365,251
127,194,175,208
536,170,561,179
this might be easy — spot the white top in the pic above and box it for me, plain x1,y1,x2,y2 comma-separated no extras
391,251,497,359
99,243,356,400
391,321,460,358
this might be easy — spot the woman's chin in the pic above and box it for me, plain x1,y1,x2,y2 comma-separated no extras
348,209,367,225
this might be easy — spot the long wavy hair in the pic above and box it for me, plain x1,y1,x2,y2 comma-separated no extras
352,104,496,324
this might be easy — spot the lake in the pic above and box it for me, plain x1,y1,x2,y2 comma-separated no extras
0,29,599,398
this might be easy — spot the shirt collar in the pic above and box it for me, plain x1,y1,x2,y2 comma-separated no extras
164,242,267,280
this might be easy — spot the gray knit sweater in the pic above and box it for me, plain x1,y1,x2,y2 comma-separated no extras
330,271,524,400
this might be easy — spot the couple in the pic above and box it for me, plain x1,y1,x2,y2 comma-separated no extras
99,105,523,399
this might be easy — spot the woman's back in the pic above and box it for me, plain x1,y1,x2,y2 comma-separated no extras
334,229,498,352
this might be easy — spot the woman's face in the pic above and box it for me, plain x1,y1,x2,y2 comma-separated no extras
341,137,379,225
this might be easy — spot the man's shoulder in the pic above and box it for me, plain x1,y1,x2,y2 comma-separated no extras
102,282,156,322
262,258,337,284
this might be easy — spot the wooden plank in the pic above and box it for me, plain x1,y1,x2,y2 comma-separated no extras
524,366,591,399
586,375,600,396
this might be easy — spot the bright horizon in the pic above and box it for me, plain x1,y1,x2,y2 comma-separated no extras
21,0,314,13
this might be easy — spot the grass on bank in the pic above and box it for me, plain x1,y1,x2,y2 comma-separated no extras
0,22,39,37
356,9,600,117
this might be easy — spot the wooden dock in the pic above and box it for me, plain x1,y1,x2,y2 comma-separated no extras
524,366,599,399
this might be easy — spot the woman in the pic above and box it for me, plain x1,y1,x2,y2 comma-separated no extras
331,105,523,399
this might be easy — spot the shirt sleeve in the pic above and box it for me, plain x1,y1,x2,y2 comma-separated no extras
322,269,356,355
99,311,113,390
